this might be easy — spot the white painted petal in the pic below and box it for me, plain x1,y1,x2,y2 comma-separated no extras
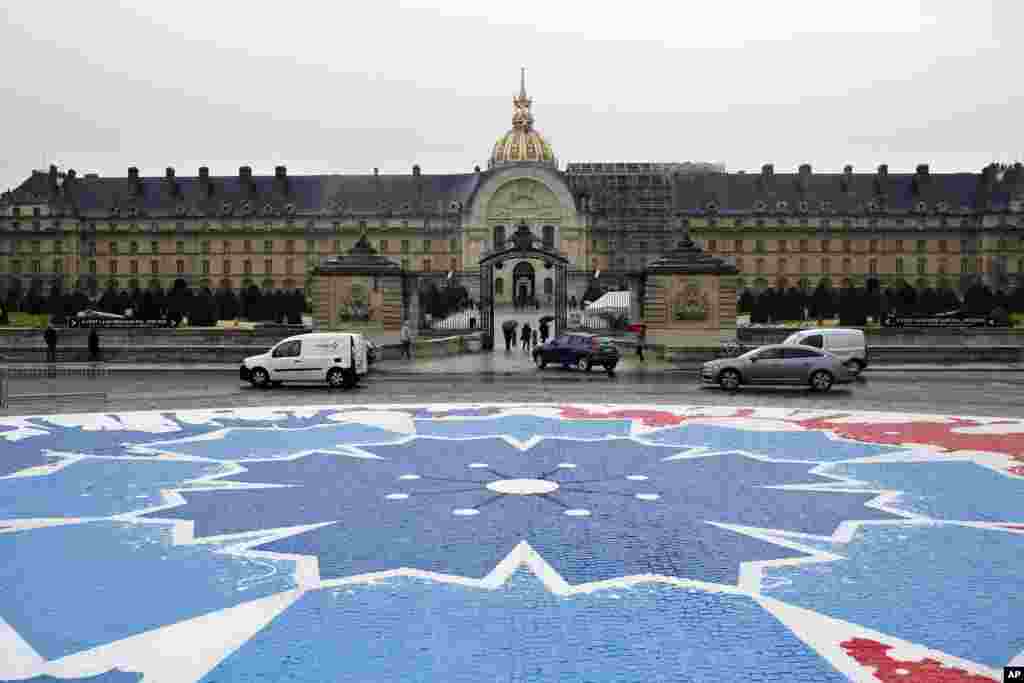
564,509,591,517
384,493,409,500
635,493,660,501
626,475,649,481
468,463,489,469
452,508,480,516
398,474,421,480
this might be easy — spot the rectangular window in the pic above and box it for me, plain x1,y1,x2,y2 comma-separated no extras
423,239,432,253
917,258,927,275
264,240,273,253
223,240,231,254
894,239,904,252
868,259,877,274
799,257,807,273
916,239,926,252
31,241,40,253
821,239,831,252
110,242,119,256
176,241,185,255
151,241,159,254
707,239,717,251
264,259,272,274
799,239,808,252
10,260,20,274
110,260,118,274
306,240,315,253
130,260,138,275
150,260,159,275
938,239,947,253
243,240,252,252
821,258,830,273
333,240,341,253
842,258,851,273
224,260,232,275
734,239,743,253
896,257,904,273
32,260,41,273
380,239,389,253
54,241,63,254
777,240,787,253
285,259,293,275
423,258,432,272
402,240,410,253
244,260,252,275
201,240,210,254
755,240,764,253
450,238,458,253
285,239,294,253
176,259,184,274
201,260,210,274
869,239,878,253
842,240,851,253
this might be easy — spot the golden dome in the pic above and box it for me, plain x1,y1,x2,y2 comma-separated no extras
489,69,557,169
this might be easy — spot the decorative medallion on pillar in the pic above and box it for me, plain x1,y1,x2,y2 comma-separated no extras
312,234,404,330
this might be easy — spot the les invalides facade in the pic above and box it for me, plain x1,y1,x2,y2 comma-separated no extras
2,72,1023,307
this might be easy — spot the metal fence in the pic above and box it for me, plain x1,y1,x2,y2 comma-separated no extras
0,365,109,409
421,308,483,333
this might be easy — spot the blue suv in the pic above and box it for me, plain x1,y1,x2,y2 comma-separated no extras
533,333,620,375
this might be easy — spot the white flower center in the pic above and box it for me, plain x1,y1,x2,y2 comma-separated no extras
485,478,560,495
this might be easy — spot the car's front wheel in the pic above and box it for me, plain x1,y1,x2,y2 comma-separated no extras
327,368,346,389
810,370,834,392
577,358,592,372
718,369,741,391
249,367,270,389
605,362,617,376
534,354,547,369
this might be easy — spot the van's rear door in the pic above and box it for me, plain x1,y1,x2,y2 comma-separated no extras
354,335,368,375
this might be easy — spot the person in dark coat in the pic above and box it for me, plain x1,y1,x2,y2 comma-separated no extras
539,320,549,343
520,322,532,351
503,323,516,351
636,324,646,361
43,325,57,363
88,328,100,362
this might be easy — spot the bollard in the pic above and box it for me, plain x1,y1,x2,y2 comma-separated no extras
0,368,7,409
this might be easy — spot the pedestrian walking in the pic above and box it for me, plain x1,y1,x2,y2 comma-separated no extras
539,320,549,343
88,328,101,362
400,322,412,359
636,324,646,361
531,328,538,349
43,324,57,363
521,322,532,351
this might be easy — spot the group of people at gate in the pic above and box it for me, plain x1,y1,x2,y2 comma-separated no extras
502,318,550,352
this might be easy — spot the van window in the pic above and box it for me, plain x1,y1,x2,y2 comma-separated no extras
782,347,821,359
273,340,301,358
801,334,824,349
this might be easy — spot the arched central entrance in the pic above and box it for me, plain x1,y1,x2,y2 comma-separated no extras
512,261,536,304
479,222,569,350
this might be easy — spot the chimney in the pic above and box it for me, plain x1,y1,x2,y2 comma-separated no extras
274,165,289,196
841,164,853,192
844,164,853,174
798,164,811,191
916,164,930,176
165,167,175,180
877,164,888,178
799,163,812,175
275,165,286,179
412,164,421,176
199,166,209,182
761,163,774,177
199,167,212,197
474,165,481,173
128,166,141,196
239,166,252,181
66,169,76,181
373,167,379,177
48,164,59,191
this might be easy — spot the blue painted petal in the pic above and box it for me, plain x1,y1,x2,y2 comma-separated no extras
826,460,1024,522
0,459,225,519
415,415,632,442
646,424,902,463
201,574,847,682
0,521,297,660
762,523,1024,668
0,670,142,683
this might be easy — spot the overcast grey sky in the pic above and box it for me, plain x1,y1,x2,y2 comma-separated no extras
2,0,1021,189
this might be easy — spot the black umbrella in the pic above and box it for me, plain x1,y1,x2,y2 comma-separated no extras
501,320,518,331
539,315,555,324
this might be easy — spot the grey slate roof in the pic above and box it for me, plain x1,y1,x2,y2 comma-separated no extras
646,235,739,275
4,168,482,219
672,164,1024,214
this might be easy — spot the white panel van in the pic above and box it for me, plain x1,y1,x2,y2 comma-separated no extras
782,328,869,374
240,332,369,389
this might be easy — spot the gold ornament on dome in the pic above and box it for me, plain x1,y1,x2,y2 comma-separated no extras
488,68,556,168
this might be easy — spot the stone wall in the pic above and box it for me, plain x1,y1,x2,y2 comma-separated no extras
737,326,1024,347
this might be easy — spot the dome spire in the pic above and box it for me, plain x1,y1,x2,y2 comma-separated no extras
512,67,533,132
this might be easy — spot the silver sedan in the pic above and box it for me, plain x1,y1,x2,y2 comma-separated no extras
701,344,854,392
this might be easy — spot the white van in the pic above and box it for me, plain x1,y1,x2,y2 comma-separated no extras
782,328,869,374
240,332,369,389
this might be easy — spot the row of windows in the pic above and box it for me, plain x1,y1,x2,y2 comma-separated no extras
703,238,985,254
493,277,556,296
492,225,556,249
85,237,461,256
729,256,988,276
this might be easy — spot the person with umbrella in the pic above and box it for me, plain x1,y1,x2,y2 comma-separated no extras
538,315,553,343
502,319,518,351
520,321,532,352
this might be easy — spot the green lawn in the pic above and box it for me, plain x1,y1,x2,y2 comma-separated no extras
2,312,50,328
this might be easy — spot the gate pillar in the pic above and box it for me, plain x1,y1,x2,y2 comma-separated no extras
311,235,404,331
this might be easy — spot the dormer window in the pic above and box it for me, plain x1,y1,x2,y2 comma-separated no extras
221,201,233,215
240,201,251,214
753,200,767,212
449,200,462,212
776,200,788,212
285,203,296,215
704,200,718,213
798,200,809,213
263,203,274,215
916,201,928,213
176,205,187,216
128,207,138,217
868,200,879,212
936,201,950,213
112,207,121,217
820,200,832,213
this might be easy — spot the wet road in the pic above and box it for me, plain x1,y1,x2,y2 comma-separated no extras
4,369,1024,418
